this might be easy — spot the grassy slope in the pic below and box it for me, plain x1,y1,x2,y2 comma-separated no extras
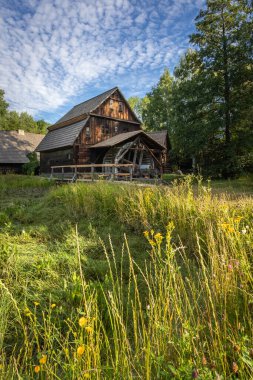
0,175,252,379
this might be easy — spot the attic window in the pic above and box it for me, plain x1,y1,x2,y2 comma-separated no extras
109,99,114,109
86,126,90,137
119,102,123,112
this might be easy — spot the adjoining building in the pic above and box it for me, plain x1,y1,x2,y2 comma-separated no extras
36,87,169,176
0,130,44,174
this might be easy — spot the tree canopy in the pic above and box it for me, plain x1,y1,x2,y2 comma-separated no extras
134,0,253,177
0,89,49,134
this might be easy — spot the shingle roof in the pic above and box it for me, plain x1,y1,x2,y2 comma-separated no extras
146,130,168,148
36,118,89,152
0,130,44,164
55,87,118,125
90,130,165,150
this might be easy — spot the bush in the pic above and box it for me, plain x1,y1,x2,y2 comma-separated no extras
22,152,39,175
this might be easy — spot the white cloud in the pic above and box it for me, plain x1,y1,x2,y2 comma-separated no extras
0,0,205,121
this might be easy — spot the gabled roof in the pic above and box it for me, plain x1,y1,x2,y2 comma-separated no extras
146,130,168,148
90,130,165,150
0,130,44,164
36,118,89,152
54,87,118,126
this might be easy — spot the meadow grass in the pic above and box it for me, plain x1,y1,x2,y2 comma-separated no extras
0,175,252,379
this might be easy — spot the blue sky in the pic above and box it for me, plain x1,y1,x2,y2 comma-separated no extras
0,0,205,124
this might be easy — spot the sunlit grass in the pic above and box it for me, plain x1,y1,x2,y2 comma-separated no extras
0,175,252,378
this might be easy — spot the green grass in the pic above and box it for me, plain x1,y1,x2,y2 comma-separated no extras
0,175,252,379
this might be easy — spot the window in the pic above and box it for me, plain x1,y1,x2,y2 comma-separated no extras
86,126,90,137
102,124,109,135
115,125,118,133
119,102,123,112
109,99,114,109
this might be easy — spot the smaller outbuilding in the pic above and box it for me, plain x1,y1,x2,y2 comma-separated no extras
0,130,44,174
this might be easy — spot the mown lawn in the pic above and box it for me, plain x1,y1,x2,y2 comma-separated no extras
0,175,252,379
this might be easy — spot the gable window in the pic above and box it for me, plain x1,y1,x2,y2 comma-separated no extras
119,102,123,113
109,99,114,109
86,126,91,140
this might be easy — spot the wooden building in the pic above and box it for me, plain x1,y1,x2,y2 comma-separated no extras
36,87,169,176
0,130,44,174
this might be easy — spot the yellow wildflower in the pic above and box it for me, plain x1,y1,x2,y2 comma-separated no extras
39,354,47,365
77,345,85,356
34,302,39,307
51,303,56,309
85,326,93,334
154,232,163,244
143,231,149,238
234,216,243,223
34,365,40,373
79,317,88,328
220,223,229,230
83,374,90,379
228,226,235,233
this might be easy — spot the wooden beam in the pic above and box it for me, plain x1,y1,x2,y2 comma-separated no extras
89,113,141,125
114,137,139,164
143,143,162,169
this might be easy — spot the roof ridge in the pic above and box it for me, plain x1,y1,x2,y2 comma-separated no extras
72,87,118,109
0,130,45,136
147,130,168,133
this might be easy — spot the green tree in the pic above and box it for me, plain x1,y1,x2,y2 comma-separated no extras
142,68,173,131
19,112,37,132
128,96,144,121
172,0,253,177
0,89,9,117
0,88,49,134
36,119,50,134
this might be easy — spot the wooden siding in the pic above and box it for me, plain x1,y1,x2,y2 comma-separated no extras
0,163,24,174
74,116,141,164
93,90,138,122
40,148,74,173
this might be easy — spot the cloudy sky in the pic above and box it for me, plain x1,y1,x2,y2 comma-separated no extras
0,0,205,123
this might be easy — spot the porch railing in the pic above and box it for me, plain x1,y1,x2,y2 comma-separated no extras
50,163,134,182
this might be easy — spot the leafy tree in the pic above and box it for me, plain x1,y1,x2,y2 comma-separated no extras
36,119,49,134
0,89,9,117
142,68,173,131
0,88,49,134
4,111,21,131
128,96,143,121
172,0,253,177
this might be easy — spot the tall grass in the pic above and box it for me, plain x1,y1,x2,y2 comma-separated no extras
0,177,252,379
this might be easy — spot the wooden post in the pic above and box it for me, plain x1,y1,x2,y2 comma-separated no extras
62,167,64,180
91,165,94,181
112,165,116,181
50,167,53,180
130,166,133,181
